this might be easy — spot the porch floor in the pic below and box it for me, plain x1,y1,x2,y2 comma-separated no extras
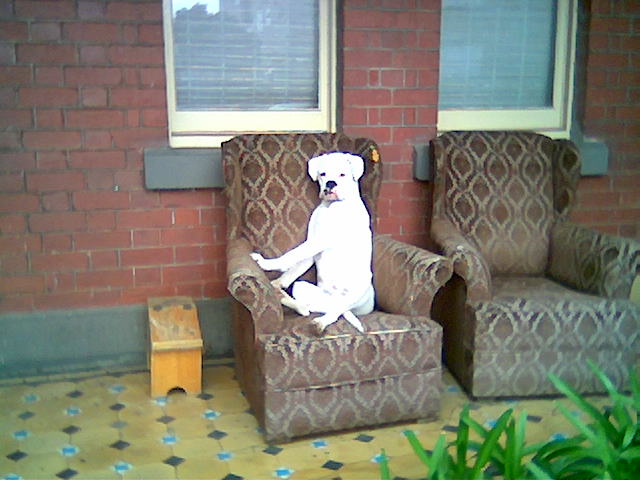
1,361,598,480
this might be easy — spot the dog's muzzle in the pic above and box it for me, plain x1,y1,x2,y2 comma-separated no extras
322,180,340,201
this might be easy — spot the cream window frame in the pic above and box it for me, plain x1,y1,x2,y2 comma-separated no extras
162,0,337,148
437,0,577,139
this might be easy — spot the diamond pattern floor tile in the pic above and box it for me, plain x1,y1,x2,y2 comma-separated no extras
0,362,588,480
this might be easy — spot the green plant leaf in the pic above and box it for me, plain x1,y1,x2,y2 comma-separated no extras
587,361,634,433
457,405,471,472
470,409,513,479
404,430,430,468
526,460,553,480
549,372,619,443
379,449,391,480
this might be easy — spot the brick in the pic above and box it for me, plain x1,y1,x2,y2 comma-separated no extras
161,226,214,246
69,150,125,169
2,253,28,273
33,292,94,310
66,109,124,128
121,247,173,266
343,88,392,107
31,252,89,272
106,1,162,21
0,109,32,129
158,191,213,208
141,108,167,127
73,191,130,210
139,67,166,87
110,127,166,148
113,170,142,190
392,88,437,105
15,0,75,19
0,21,29,40
0,214,27,234
77,269,134,289
133,229,160,247
17,44,76,64
75,231,131,250
29,211,86,232
110,87,166,107
27,171,84,192
63,23,120,42
64,67,122,86
79,45,108,64
20,87,78,106
42,191,70,211
163,264,216,284
35,109,64,129
86,170,114,190
0,193,40,213
392,51,439,69
80,86,108,107
0,66,31,84
117,210,172,229
138,24,163,44
344,49,393,68
23,131,82,150
107,46,164,66
30,22,61,41
34,66,63,85
91,250,118,269
36,151,67,169
0,275,45,294
87,211,116,231
0,132,20,149
134,267,161,286
42,233,72,252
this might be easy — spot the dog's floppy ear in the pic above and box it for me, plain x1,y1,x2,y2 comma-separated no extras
346,153,365,180
307,154,326,181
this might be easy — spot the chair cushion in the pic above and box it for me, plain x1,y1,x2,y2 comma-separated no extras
258,311,442,391
469,276,640,353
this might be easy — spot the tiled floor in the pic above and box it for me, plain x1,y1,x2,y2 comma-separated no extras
1,361,602,480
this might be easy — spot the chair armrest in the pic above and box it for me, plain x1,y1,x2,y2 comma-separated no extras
373,235,453,317
548,222,640,300
227,238,284,334
431,218,492,302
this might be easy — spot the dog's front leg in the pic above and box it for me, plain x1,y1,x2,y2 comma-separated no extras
251,238,325,273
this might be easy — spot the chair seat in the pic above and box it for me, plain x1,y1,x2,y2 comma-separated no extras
259,311,442,391
471,276,639,352
464,276,639,397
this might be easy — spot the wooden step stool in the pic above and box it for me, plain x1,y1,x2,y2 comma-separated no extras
148,297,203,397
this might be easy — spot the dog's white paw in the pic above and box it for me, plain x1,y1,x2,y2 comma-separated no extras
250,252,270,270
312,314,339,335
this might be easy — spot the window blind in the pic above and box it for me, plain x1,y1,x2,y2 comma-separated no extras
172,0,319,111
439,0,557,110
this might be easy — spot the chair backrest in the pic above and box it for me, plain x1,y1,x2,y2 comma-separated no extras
432,131,580,275
223,133,382,258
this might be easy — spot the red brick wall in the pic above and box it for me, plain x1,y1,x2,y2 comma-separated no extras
342,0,440,247
1,0,227,311
0,0,637,314
572,0,640,239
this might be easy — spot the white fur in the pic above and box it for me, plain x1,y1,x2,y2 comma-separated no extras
250,152,374,333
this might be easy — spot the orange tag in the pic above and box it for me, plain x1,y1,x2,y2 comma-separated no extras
370,146,380,163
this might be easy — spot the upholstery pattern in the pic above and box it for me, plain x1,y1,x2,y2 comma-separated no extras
432,131,557,275
224,133,451,441
466,277,640,397
431,218,492,302
373,235,453,316
430,131,640,398
265,369,441,443
224,133,381,258
261,312,442,391
548,222,640,299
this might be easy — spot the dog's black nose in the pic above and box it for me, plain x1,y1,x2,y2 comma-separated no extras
325,180,337,190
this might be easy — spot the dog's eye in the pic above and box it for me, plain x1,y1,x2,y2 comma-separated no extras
320,172,326,177
339,173,346,177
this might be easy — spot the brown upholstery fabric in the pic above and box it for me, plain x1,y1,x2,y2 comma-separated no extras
224,133,452,442
431,131,640,398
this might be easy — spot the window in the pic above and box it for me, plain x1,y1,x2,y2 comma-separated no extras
163,0,337,147
438,0,576,138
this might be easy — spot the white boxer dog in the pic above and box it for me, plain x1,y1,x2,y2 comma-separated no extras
250,152,375,334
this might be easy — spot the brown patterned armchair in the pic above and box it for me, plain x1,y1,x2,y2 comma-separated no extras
431,131,640,398
223,133,453,442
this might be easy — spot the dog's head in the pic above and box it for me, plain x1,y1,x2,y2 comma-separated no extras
307,152,365,202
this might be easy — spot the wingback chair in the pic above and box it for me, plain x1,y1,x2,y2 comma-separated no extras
430,131,640,398
223,133,452,442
